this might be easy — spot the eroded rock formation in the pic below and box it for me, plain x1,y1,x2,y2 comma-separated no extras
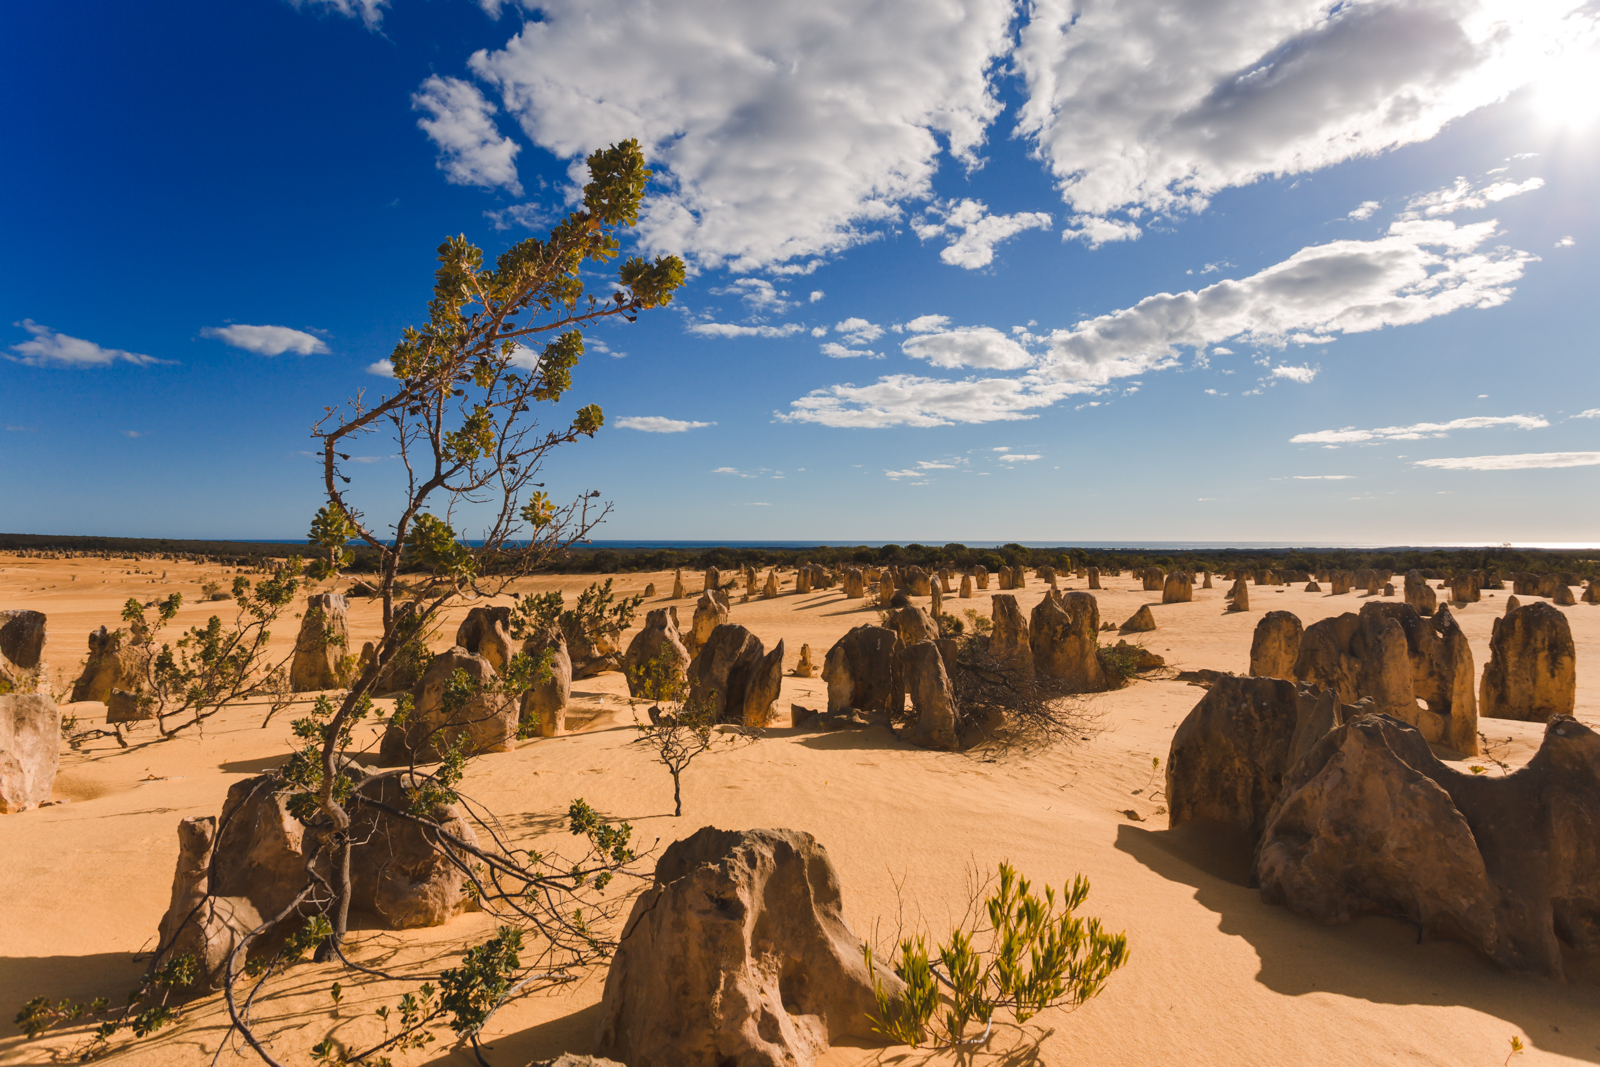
290,593,351,692
1031,591,1103,692
1480,601,1576,722
379,647,514,764
1248,611,1302,680
821,626,903,719
1,694,59,813
622,607,691,698
1120,605,1156,634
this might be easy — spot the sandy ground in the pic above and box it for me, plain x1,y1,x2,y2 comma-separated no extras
1,554,1597,1067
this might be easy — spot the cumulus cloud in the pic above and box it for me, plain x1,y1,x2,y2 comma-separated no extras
367,359,395,377
201,324,328,356
820,342,883,359
7,320,163,367
1400,175,1545,218
1348,201,1381,220
615,416,713,432
780,374,1077,428
1415,451,1600,470
412,75,523,194
1014,0,1585,233
1291,414,1548,444
1271,364,1318,383
472,0,1014,270
902,314,951,334
713,278,794,312
1556,236,1576,247
999,453,1042,462
288,0,386,30
1572,408,1600,419
810,290,825,302
914,199,1053,268
835,318,885,345
884,469,923,479
1063,215,1142,247
689,322,805,338
902,327,1034,370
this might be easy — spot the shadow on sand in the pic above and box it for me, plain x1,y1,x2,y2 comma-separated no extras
1115,821,1600,1063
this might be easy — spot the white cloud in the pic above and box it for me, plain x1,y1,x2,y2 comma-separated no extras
1348,201,1381,220
288,0,386,30
713,278,793,312
917,460,958,469
1212,346,1234,355
1401,175,1544,218
1014,0,1585,233
7,320,163,367
780,374,1078,428
884,469,922,479
616,416,713,432
689,322,805,338
1293,474,1354,480
367,359,395,378
834,318,885,345
1415,451,1600,470
1572,408,1600,419
999,453,1042,462
915,199,1053,268
713,466,756,478
472,0,1015,270
1063,215,1141,247
902,327,1034,370
1291,414,1548,444
903,314,951,334
201,324,328,356
809,290,825,303
1271,364,1318,383
1556,236,1576,247
412,76,523,195
820,342,883,359
992,446,1010,451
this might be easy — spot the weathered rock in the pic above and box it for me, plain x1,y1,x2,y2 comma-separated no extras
1226,578,1249,612
888,605,940,649
70,625,144,703
1505,595,1521,613
595,827,901,1067
1120,605,1156,633
988,595,1032,679
520,626,571,738
0,610,47,692
1304,580,1321,593
1248,611,1302,679
1166,676,1350,840
1554,583,1577,606
290,593,351,692
1585,580,1600,604
997,566,1015,591
975,565,989,590
672,570,687,599
704,567,721,593
379,648,513,764
1031,591,1104,692
688,590,731,657
1450,573,1481,603
622,607,691,698
796,567,814,595
1141,567,1163,592
1329,572,1351,595
530,1056,626,1067
644,583,656,597
1383,582,1395,596
1480,601,1576,722
821,626,904,718
689,624,782,725
565,619,622,680
1013,566,1027,589
904,567,933,597
940,570,955,594
1404,570,1437,614
1162,572,1193,604
1087,566,1101,590
1202,571,1213,589
0,694,60,813
1103,640,1164,672
958,574,973,599
899,640,957,750
877,572,896,603
455,605,514,672
762,571,780,600
106,688,147,723
792,643,814,678
744,641,785,727
1255,713,1600,978
153,815,263,989
841,567,866,599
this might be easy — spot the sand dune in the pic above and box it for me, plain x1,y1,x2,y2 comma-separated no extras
1,554,1596,1067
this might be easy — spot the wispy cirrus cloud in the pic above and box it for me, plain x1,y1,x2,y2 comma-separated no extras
689,322,806,339
615,416,714,433
7,320,165,367
288,0,386,30
1292,414,1547,445
1415,451,1600,470
202,324,328,356
1399,175,1545,219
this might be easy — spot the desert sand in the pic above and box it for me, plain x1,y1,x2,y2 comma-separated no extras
2,553,1597,1067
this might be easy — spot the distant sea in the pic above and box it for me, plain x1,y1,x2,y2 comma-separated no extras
224,538,1599,551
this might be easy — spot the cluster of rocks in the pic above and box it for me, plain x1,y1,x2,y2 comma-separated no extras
621,603,782,727
1167,675,1600,978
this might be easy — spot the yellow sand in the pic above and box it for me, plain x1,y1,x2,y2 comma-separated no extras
1,554,1596,1067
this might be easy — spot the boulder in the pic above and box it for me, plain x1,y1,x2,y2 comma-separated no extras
672,571,686,599
904,567,933,597
821,626,904,719
0,610,47,692
1585,580,1600,605
975,565,989,590
379,647,513,764
455,605,513,672
1505,595,1521,613
290,593,351,692
106,688,147,723
689,624,782,726
1404,570,1437,615
1119,605,1156,634
888,605,940,649
0,694,60,813
622,607,691,698
1226,577,1249,612
1248,611,1302,679
1142,568,1164,592
988,595,1032,679
153,815,263,989
595,827,902,1067
997,566,1014,591
1202,571,1213,589
762,571,780,600
792,643,815,678
644,583,656,597
1303,580,1321,593
1013,566,1027,589
520,626,572,738
842,567,866,599
688,590,731,657
1166,676,1350,840
1554,583,1577,607
1255,714,1600,979
1087,566,1101,590
69,625,144,703
704,567,721,593
744,642,785,727
958,574,973,599
796,567,814,595
565,620,622,680
1329,572,1351,595
1162,572,1193,604
1383,582,1395,596
1031,591,1104,692
899,640,958,750
1480,601,1576,722
1450,573,1481,604
1103,640,1164,672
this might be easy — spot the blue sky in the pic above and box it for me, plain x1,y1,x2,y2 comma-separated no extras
3,0,1597,544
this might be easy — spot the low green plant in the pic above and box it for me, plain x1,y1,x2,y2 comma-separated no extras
864,864,1129,1048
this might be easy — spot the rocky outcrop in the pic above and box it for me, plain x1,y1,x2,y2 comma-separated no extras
1031,591,1103,692
1404,570,1437,615
1119,605,1156,634
1450,573,1481,603
1226,578,1249,612
595,827,901,1067
988,595,1032,679
904,567,933,597
792,644,814,678
290,593,351,692
1554,583,1577,607
704,567,721,593
821,626,903,719
1255,714,1600,979
672,571,687,599
70,625,144,703
1480,601,1576,722
622,607,691,698
1248,611,1302,679
958,574,973,598
688,625,783,726
1304,580,1321,593
455,605,513,672
1,694,60,813
975,565,989,590
842,567,866,599
899,640,957,750
1162,572,1193,604
689,590,731,657
1167,677,1350,840
0,610,47,693
1584,580,1600,605
153,815,262,988
379,648,513,764
762,571,780,600
1087,567,1101,590
1142,568,1164,592
520,626,571,738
